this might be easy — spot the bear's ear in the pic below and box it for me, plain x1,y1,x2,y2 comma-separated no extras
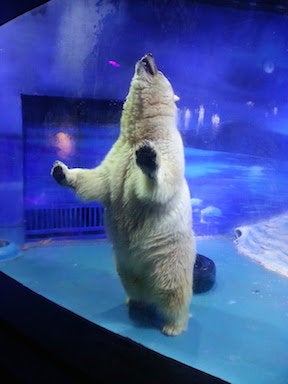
174,94,180,102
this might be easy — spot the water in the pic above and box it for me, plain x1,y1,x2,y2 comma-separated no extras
0,236,288,384
23,124,288,236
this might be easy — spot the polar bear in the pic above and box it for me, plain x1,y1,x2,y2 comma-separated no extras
51,53,195,336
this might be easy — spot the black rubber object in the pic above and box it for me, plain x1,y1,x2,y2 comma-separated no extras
193,253,216,294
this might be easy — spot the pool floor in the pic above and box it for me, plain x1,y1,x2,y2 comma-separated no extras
1,236,288,384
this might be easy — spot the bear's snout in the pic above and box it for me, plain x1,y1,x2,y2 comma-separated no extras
138,53,158,76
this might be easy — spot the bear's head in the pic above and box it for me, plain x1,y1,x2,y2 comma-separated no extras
132,53,176,107
121,54,178,141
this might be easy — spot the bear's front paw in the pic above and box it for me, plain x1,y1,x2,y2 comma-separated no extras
136,145,157,179
51,160,69,186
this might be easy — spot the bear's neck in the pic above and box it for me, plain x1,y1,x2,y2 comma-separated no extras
120,89,177,143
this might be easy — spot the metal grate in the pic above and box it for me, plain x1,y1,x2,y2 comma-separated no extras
24,204,105,239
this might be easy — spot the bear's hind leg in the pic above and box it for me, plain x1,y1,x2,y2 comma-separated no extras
156,288,191,336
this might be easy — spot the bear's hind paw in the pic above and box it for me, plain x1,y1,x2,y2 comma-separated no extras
162,322,187,336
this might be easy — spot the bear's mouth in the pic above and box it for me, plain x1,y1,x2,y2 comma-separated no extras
139,53,157,76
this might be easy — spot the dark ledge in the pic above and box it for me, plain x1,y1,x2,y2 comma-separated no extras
0,271,229,384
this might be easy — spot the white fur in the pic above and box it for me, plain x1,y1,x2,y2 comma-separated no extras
51,56,196,335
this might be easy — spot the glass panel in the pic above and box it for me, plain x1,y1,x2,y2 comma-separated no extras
1,1,288,383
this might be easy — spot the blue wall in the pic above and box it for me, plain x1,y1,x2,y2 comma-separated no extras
1,0,288,242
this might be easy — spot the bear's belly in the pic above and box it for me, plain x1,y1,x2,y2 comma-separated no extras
104,196,194,302
113,229,194,299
